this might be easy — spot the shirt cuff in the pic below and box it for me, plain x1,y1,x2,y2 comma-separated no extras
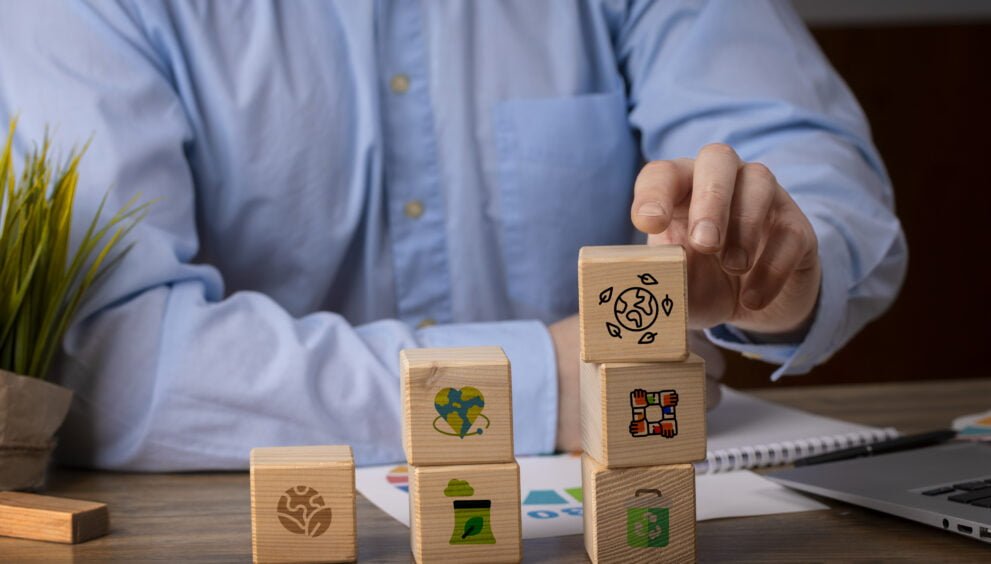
705,216,849,381
416,319,558,456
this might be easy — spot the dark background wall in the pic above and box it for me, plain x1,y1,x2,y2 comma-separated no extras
724,18,991,388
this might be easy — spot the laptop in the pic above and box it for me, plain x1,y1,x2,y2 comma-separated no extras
768,441,991,544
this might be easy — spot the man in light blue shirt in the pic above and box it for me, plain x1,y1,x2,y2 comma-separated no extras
0,1,905,470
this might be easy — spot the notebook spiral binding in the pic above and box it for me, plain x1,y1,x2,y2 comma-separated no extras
696,427,900,474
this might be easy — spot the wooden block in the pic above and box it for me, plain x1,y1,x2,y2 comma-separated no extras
250,445,356,563
400,347,515,466
579,245,688,363
0,492,108,544
409,462,521,563
581,355,706,468
582,455,696,563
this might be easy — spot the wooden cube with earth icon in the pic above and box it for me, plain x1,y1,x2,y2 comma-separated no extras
400,347,514,466
582,455,696,564
250,445,356,563
579,245,688,363
581,354,706,468
408,462,522,563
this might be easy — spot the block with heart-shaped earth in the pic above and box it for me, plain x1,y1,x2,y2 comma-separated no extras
579,245,688,363
250,445,356,563
401,347,515,466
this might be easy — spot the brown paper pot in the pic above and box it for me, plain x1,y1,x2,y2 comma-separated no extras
0,369,73,491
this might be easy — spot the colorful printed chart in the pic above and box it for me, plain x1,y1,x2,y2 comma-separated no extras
386,465,409,492
953,410,991,441
356,454,827,539
359,455,584,538
386,464,582,505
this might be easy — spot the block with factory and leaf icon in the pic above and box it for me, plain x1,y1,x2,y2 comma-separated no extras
400,347,514,466
581,354,706,468
579,245,688,363
409,462,522,563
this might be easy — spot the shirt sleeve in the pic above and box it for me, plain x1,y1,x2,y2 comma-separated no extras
615,0,908,380
0,1,558,470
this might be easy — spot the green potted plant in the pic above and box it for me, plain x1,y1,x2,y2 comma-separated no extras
0,120,149,490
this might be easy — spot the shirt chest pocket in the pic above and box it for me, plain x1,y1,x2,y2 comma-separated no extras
492,90,639,318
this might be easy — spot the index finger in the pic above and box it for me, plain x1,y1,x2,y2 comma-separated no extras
687,143,742,254
630,158,694,234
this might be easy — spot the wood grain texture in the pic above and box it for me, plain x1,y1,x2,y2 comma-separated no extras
582,455,695,563
409,462,521,563
579,245,688,363
581,356,706,468
400,347,514,466
1,379,989,562
0,492,108,544
250,446,356,563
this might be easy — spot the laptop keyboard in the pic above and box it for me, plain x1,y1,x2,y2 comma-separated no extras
920,477,991,508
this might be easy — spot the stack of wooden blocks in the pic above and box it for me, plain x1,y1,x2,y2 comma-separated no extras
400,346,522,563
578,245,706,563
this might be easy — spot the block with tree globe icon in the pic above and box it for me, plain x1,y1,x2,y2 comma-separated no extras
250,445,355,563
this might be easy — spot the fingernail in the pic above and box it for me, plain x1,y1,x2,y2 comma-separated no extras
742,289,763,309
691,220,720,249
637,202,667,217
724,248,749,272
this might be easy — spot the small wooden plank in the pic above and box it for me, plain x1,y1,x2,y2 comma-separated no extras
409,462,521,563
581,355,707,468
579,245,688,363
400,347,515,466
582,455,695,563
250,445,356,563
0,491,108,544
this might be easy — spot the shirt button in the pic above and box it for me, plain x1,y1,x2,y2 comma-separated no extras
404,200,424,219
390,74,410,94
417,318,436,329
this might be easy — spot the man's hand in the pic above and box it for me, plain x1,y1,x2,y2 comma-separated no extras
631,144,821,335
551,145,818,449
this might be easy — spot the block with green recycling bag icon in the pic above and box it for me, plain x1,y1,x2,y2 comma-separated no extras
626,488,670,548
582,455,696,563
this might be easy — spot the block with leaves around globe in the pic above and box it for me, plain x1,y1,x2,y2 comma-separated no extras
250,445,356,563
579,245,688,363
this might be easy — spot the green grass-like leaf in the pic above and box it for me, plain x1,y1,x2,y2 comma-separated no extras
0,119,150,379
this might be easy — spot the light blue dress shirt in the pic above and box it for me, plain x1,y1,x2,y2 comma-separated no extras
0,0,906,470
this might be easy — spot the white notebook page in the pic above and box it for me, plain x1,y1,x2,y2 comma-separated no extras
703,387,898,473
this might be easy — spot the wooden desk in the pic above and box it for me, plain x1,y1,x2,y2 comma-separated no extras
1,378,988,562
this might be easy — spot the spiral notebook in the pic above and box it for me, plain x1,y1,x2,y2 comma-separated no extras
700,386,899,474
